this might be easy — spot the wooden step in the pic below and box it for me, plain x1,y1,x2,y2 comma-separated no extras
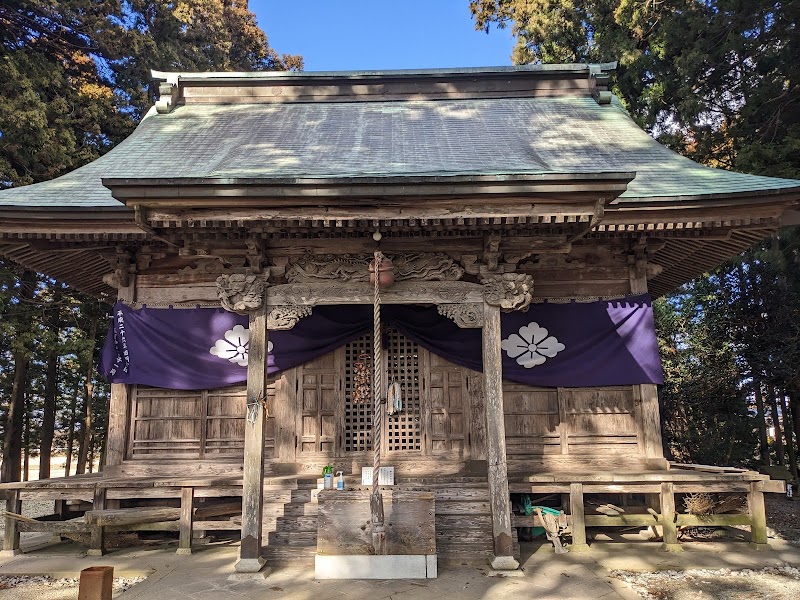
263,545,316,567
265,530,317,546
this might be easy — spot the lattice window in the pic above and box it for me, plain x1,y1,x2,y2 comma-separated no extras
385,329,422,452
344,333,374,452
344,328,422,454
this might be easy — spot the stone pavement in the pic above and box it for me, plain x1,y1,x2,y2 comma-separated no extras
0,537,799,600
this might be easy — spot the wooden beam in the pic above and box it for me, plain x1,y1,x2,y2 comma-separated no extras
268,281,484,306
84,507,180,526
234,304,268,574
145,202,600,224
482,303,518,571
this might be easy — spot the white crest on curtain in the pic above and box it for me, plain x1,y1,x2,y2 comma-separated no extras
209,325,273,367
501,323,565,368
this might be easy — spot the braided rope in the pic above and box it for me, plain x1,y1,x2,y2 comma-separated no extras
372,250,383,496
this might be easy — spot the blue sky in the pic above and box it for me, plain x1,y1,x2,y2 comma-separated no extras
250,0,515,71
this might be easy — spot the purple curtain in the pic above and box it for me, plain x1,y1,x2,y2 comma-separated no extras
100,295,662,390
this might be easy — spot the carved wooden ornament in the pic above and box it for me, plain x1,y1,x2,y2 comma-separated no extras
286,253,463,283
482,273,534,312
438,303,484,328
216,274,266,314
267,305,312,330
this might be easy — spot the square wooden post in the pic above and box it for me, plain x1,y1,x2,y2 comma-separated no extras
748,481,769,549
1,489,21,556
482,302,518,570
177,486,194,555
88,486,107,556
104,384,130,469
105,282,134,472
78,566,114,600
569,483,590,552
235,303,268,573
659,482,681,552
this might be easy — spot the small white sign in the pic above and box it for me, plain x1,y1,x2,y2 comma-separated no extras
361,466,395,486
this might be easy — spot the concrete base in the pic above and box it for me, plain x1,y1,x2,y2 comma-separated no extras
234,556,267,573
175,548,192,556
569,543,591,553
86,549,105,557
228,567,272,581
0,549,21,557
489,554,520,570
749,543,771,551
315,554,437,579
487,568,525,577
660,543,683,553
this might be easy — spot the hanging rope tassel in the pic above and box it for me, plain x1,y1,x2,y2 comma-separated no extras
371,250,386,555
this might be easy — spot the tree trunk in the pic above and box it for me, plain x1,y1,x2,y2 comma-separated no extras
88,432,95,474
64,379,80,477
768,386,785,465
23,392,30,482
39,292,61,480
76,319,97,475
75,389,90,475
753,378,770,465
791,390,800,463
779,390,799,482
1,269,36,483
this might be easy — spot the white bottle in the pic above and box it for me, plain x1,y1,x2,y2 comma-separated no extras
324,473,333,490
336,471,344,491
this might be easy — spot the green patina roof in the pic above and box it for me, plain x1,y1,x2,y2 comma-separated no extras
1,94,798,209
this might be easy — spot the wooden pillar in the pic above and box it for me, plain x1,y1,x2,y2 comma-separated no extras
569,483,590,552
235,303,268,573
105,281,134,471
639,384,664,463
482,302,518,570
104,384,129,469
748,481,769,549
659,482,681,552
1,489,21,556
88,486,106,556
177,486,194,555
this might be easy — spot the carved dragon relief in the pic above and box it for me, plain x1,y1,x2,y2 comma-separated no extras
216,274,267,314
285,253,464,283
267,305,312,330
482,273,534,312
437,303,484,328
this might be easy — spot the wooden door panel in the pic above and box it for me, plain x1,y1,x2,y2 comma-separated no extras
297,350,340,458
425,351,469,457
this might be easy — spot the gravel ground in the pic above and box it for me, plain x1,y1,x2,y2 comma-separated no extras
611,566,800,600
0,576,146,599
609,496,800,599
765,495,800,541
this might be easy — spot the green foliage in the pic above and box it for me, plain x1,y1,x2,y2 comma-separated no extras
471,1,800,467
470,1,800,178
0,1,302,478
655,288,758,466
0,1,303,186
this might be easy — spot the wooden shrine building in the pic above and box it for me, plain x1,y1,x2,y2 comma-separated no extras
0,64,797,575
